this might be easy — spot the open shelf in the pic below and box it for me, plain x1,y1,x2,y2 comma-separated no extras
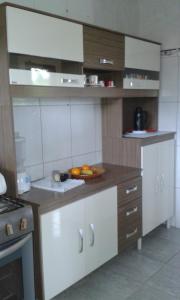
10,85,159,99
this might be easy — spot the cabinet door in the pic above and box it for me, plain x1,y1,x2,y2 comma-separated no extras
83,25,124,71
40,200,86,300
125,36,160,71
142,140,175,236
6,6,83,62
158,140,175,222
141,143,159,236
85,187,118,274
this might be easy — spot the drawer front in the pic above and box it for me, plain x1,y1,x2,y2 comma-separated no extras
118,177,142,206
83,25,124,71
118,220,141,252
118,198,141,227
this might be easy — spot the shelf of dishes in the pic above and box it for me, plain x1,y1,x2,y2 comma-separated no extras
9,68,159,90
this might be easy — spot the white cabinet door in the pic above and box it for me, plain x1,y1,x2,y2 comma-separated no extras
40,188,118,299
142,140,175,236
40,200,86,300
125,36,160,71
158,140,175,222
141,143,159,236
159,55,179,99
6,6,84,62
85,187,118,274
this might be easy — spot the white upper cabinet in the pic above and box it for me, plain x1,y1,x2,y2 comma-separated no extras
125,36,160,71
6,6,84,62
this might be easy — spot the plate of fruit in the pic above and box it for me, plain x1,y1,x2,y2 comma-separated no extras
69,165,105,181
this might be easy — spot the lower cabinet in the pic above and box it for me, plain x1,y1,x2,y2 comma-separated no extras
40,187,117,300
141,139,175,236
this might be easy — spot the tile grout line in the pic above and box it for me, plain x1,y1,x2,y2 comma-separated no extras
125,235,180,299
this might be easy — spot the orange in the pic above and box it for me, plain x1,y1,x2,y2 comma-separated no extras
71,168,81,176
81,164,91,171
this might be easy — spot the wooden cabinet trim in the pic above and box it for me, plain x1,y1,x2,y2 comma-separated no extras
83,25,124,71
118,177,142,206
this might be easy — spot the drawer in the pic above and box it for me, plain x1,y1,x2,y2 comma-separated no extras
118,220,141,252
118,177,142,206
118,198,141,228
83,25,124,71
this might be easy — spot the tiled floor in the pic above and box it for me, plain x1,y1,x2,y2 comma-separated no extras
53,226,180,300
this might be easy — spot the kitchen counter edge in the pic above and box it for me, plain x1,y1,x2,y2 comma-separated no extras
20,163,141,215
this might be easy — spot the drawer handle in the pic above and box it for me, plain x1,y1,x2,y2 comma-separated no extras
61,78,78,84
99,58,114,65
126,186,138,194
89,223,95,247
78,229,84,253
126,207,138,217
126,228,138,239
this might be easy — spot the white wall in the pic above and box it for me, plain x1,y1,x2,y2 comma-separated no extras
0,0,139,35
158,50,180,227
13,98,102,181
137,0,180,49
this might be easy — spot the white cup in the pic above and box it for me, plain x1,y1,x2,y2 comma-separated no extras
99,80,105,87
88,75,98,85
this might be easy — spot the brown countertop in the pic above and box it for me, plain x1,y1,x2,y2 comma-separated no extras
20,163,141,214
123,132,175,146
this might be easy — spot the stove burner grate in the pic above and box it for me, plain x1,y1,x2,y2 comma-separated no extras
0,196,23,214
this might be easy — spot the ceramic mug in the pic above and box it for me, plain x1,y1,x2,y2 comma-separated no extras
105,80,115,87
88,75,98,86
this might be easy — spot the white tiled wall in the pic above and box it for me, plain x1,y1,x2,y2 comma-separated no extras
158,50,180,227
13,97,102,181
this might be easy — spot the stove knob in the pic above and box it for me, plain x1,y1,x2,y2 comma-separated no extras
20,218,28,231
6,224,14,236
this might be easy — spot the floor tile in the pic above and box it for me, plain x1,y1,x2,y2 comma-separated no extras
101,249,163,284
127,284,180,300
140,235,180,263
166,251,180,269
148,225,180,246
54,263,141,300
148,264,180,298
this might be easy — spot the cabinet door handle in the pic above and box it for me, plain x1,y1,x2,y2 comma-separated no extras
61,78,78,84
155,175,160,193
99,58,114,65
126,186,137,194
160,174,165,192
126,207,138,217
78,229,84,253
126,228,138,239
89,223,95,247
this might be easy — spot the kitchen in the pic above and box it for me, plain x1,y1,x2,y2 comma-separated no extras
0,1,179,300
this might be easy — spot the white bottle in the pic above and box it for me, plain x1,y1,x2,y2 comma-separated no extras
15,132,31,194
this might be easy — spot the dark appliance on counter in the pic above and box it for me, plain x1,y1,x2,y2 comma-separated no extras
0,196,35,300
134,107,148,131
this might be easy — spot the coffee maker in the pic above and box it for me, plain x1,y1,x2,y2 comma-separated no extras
134,107,148,132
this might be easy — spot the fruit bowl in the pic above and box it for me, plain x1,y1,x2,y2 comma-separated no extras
69,166,105,181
